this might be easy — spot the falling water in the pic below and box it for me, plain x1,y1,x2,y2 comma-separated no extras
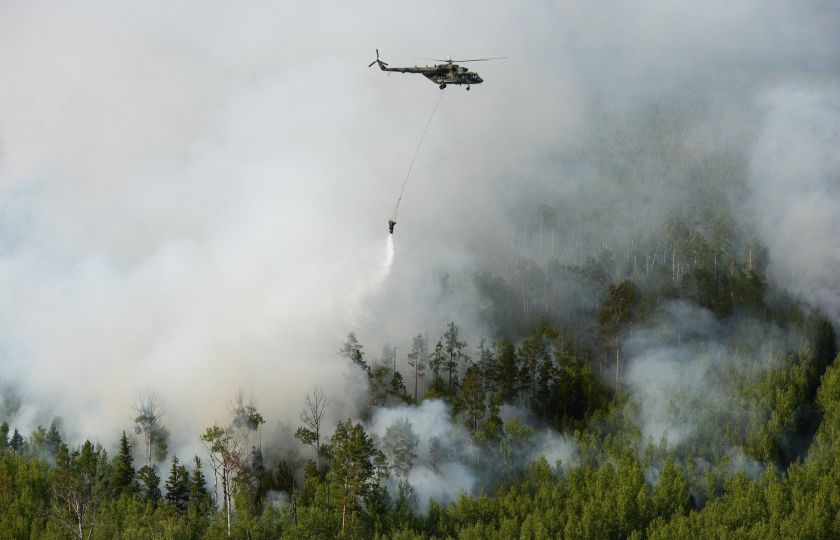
347,235,395,327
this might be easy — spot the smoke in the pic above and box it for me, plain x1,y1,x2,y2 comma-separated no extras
366,399,578,513
623,301,805,469
366,400,474,512
0,0,837,475
745,86,840,324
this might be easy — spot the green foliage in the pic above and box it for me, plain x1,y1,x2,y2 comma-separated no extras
390,370,408,401
0,205,838,538
0,421,8,450
460,364,485,433
328,418,389,535
189,455,212,511
165,455,190,511
138,464,162,503
111,430,136,495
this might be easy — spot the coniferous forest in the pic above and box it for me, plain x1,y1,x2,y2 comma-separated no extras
2,201,839,538
2,2,840,540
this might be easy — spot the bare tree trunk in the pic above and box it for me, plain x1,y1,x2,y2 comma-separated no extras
224,467,232,538
614,339,621,398
341,479,349,535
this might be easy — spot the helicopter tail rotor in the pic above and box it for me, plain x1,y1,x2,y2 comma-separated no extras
368,49,388,69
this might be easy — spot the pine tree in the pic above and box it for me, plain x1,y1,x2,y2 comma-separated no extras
534,355,556,420
328,419,389,535
111,431,136,495
477,339,498,395
340,332,369,376
164,455,190,511
653,458,690,519
597,279,638,394
478,395,503,442
518,335,546,402
406,333,428,402
428,436,447,473
275,459,296,495
443,322,467,396
395,479,418,514
495,340,519,402
461,365,486,433
382,418,418,478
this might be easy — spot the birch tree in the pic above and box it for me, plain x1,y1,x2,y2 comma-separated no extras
295,386,327,474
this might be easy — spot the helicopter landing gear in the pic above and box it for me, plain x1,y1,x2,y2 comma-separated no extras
439,83,446,90
466,85,471,91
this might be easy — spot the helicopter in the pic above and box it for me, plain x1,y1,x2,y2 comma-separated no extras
368,49,505,90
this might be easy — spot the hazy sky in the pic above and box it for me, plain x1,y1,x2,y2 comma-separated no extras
0,1,838,450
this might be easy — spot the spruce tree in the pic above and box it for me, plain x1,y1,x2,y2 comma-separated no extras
189,455,211,509
46,420,63,456
137,465,162,503
428,340,446,394
9,429,24,454
111,431,136,495
390,371,407,399
164,455,190,511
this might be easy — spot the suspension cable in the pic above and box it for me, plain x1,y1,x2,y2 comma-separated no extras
391,89,446,221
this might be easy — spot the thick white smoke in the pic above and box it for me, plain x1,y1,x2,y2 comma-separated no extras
746,86,840,324
367,400,475,512
0,0,837,465
622,301,807,479
366,399,578,512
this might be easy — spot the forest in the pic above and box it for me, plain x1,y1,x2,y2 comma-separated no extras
1,197,839,539
2,1,838,538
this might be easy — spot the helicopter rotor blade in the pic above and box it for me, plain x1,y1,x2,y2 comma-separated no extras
414,56,507,63
453,57,508,62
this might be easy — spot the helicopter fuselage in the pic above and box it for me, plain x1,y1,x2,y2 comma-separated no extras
377,61,483,88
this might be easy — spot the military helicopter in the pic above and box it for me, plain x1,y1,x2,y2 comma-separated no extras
368,49,505,90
